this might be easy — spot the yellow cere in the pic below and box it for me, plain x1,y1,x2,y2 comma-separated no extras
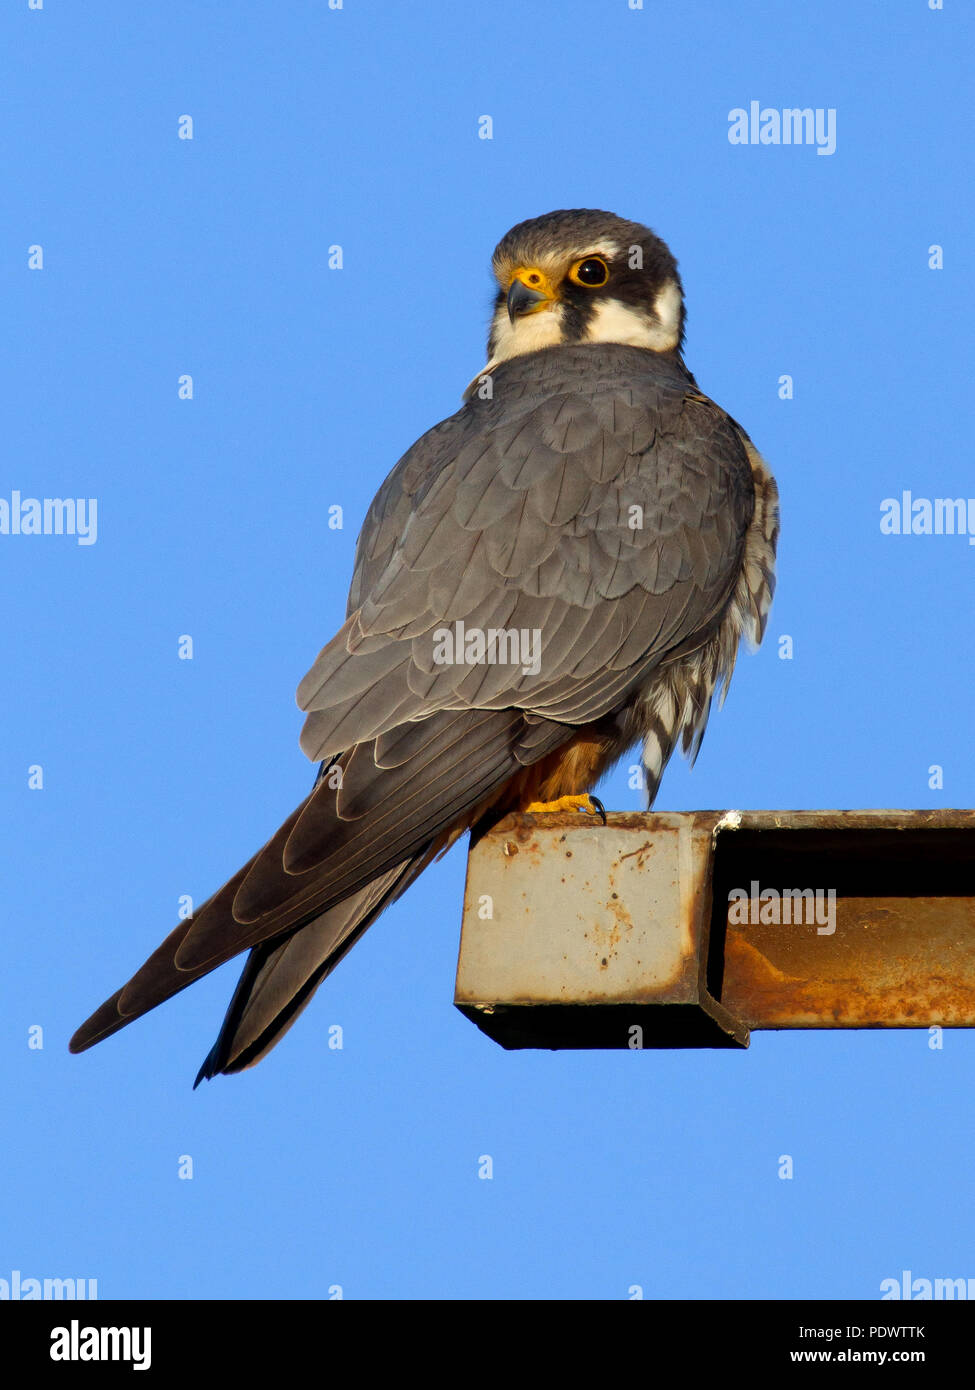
509,266,559,303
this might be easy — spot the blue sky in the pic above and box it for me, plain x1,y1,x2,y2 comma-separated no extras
3,0,973,1300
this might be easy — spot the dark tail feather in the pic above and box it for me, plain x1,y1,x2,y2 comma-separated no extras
194,850,433,1083
68,857,262,1055
71,708,565,1075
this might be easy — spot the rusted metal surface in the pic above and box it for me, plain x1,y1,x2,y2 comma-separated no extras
713,809,975,1029
454,809,975,1048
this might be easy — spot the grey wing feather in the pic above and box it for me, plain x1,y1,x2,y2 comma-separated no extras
298,345,754,764
72,343,760,1076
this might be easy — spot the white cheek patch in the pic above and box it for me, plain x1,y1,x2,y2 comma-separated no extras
585,282,681,352
470,273,683,388
483,302,566,370
651,279,683,345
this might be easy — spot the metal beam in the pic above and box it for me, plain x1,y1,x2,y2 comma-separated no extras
454,809,975,1049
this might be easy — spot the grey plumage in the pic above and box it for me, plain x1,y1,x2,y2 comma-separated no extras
70,209,778,1079
299,347,754,756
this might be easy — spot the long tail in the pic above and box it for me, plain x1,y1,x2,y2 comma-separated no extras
70,705,575,1075
193,851,432,1081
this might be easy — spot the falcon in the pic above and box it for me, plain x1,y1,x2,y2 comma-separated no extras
71,209,779,1081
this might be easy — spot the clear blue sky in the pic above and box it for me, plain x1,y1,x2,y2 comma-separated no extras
3,0,973,1300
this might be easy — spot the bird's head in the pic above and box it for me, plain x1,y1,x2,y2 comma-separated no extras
485,209,685,369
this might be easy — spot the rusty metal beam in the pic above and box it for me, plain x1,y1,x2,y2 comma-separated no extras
454,809,975,1049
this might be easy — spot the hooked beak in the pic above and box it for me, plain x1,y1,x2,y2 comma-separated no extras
506,270,557,322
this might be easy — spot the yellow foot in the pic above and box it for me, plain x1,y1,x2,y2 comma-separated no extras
524,794,607,822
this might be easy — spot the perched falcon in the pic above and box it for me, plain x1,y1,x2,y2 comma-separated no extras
71,209,778,1080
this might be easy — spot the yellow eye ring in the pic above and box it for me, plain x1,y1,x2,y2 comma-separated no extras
569,255,610,288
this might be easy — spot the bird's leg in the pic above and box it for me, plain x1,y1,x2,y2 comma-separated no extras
524,794,607,823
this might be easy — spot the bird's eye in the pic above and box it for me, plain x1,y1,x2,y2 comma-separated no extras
569,256,610,288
